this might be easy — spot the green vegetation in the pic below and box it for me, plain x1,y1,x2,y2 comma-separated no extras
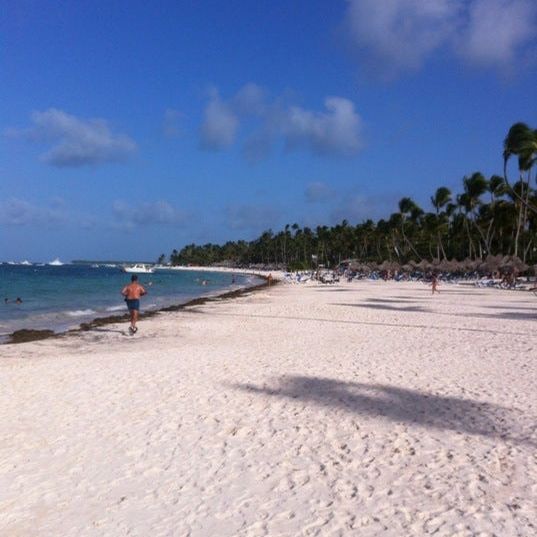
171,122,537,269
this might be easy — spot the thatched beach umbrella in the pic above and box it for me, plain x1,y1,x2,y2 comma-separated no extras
501,256,529,274
461,257,479,272
480,254,503,273
438,259,454,272
416,259,431,272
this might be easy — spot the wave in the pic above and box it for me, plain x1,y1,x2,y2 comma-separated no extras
65,309,97,317
105,305,125,312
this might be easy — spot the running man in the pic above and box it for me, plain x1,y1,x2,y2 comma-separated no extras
121,275,146,334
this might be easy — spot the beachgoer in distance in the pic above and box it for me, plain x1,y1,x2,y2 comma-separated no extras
267,273,273,287
15,297,22,304
431,273,439,295
121,275,146,334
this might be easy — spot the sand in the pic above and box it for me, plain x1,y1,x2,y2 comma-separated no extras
1,280,536,536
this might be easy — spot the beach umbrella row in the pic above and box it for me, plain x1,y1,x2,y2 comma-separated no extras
343,255,531,275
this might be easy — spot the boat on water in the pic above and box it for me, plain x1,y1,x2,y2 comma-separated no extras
121,263,155,274
20,260,32,266
48,258,64,266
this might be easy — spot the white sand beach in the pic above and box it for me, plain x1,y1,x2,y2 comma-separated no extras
1,280,536,536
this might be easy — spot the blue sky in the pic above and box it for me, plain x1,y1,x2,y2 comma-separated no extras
2,0,536,261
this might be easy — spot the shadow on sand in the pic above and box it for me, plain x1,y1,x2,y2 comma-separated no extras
334,301,536,322
213,311,533,337
233,376,535,447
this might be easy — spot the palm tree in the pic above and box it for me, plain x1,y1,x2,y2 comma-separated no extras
431,187,451,259
462,173,489,258
503,122,537,215
431,187,451,213
503,123,537,257
488,175,506,203
398,197,422,260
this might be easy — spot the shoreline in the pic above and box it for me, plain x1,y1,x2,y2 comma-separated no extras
6,270,275,345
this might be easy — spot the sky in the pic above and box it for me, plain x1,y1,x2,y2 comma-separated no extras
1,0,536,262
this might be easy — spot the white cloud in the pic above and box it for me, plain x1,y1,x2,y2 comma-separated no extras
0,198,67,226
345,0,459,77
232,83,267,116
112,200,188,230
305,181,336,203
456,0,537,68
344,0,537,77
200,84,365,159
200,89,239,150
7,108,137,167
283,97,364,156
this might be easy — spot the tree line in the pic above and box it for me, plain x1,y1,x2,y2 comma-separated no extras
168,122,537,270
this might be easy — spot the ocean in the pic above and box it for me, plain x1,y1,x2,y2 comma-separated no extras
0,263,261,339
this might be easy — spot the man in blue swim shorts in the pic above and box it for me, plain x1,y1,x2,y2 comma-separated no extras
121,275,147,334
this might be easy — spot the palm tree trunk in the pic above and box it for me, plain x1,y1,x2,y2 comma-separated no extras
514,195,524,258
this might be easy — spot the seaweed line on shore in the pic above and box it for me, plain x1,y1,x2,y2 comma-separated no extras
6,275,275,345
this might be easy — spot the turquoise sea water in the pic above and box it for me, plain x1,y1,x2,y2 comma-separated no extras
0,264,261,338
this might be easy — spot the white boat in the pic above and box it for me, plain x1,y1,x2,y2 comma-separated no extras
48,258,64,266
20,260,32,266
121,263,155,274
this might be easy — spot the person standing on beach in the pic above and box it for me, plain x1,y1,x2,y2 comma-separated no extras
121,275,146,334
431,273,439,295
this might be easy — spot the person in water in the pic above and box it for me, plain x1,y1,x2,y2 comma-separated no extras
121,275,146,334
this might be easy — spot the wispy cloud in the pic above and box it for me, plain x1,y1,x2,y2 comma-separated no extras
343,0,537,78
305,181,336,203
0,197,67,226
6,108,137,167
112,200,188,230
455,0,537,69
200,89,239,150
330,191,401,224
225,203,282,231
283,97,363,156
330,194,371,223
200,84,365,159
345,0,458,78
232,83,267,116
162,108,184,138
